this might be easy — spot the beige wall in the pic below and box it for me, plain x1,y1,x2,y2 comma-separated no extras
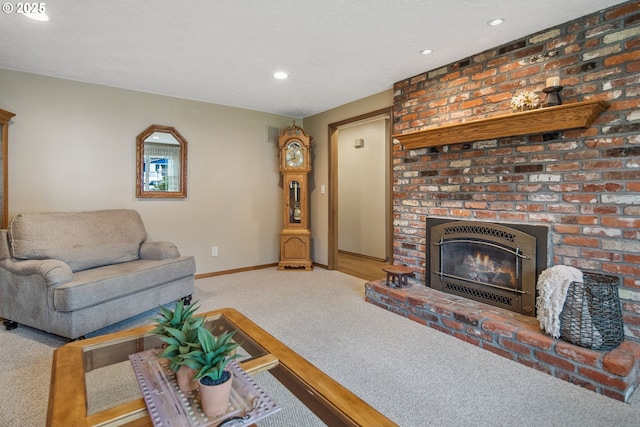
0,69,393,272
0,69,297,274
303,89,393,266
337,118,388,259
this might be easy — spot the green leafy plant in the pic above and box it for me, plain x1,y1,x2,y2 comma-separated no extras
157,176,168,190
186,327,241,386
151,299,199,334
150,300,204,372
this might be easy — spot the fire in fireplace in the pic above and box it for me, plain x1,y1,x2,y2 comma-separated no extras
427,219,548,316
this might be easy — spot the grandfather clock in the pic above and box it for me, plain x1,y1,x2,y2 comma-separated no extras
278,121,313,270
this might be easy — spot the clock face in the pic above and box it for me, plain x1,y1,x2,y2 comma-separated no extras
285,141,304,168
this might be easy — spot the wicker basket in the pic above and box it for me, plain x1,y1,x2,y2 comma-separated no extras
559,272,624,351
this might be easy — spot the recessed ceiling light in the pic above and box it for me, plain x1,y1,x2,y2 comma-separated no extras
487,18,505,26
420,49,433,55
273,71,288,80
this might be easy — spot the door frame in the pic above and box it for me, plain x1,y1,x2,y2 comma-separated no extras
327,106,393,270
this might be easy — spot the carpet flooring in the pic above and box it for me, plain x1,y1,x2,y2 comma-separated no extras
1,267,639,426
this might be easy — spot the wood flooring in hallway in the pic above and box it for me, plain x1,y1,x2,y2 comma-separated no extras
337,252,388,282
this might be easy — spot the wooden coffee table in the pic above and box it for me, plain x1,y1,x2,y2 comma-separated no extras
47,307,396,426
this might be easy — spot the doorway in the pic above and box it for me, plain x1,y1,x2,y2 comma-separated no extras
327,107,393,273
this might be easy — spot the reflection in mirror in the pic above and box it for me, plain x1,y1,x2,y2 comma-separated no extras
143,132,180,192
136,125,187,198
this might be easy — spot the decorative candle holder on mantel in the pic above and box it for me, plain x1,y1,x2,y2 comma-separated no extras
543,85,563,107
543,75,563,107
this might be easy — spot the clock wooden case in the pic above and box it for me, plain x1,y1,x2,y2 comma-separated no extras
278,122,312,270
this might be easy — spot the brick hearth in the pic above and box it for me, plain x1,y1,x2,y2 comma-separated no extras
365,280,640,402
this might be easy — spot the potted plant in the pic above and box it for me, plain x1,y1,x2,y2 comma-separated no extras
187,327,241,417
150,300,204,391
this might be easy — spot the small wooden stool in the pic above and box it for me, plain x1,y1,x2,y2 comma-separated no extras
382,265,414,287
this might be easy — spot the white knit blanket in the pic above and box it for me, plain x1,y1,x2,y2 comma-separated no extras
536,265,583,338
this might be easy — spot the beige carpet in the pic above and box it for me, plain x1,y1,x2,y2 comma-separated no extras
1,267,639,426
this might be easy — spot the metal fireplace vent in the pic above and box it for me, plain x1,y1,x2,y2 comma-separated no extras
443,224,516,242
429,220,539,316
445,282,515,307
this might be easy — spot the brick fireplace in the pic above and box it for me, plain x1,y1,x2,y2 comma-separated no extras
366,1,640,401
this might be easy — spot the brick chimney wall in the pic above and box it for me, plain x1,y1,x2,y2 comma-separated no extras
392,1,640,341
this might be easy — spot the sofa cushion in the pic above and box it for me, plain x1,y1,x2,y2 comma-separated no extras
53,256,196,311
9,210,147,272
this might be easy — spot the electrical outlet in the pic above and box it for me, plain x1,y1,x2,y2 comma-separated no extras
211,246,218,257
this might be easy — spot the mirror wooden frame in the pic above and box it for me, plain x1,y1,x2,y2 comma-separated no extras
136,124,188,198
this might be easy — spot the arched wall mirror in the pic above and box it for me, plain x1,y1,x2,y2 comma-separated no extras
136,125,188,198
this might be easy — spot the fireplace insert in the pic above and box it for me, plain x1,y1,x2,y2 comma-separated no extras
427,219,548,316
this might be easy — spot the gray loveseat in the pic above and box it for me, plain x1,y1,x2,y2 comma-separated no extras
0,209,196,339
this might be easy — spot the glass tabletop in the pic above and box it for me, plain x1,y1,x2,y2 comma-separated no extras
48,308,396,427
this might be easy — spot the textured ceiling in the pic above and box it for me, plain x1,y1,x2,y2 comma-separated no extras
0,0,627,117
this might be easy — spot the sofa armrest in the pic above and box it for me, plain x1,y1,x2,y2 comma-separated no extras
0,229,11,260
139,241,180,260
0,258,73,287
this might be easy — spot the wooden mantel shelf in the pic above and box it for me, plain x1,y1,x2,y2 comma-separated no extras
394,100,610,149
